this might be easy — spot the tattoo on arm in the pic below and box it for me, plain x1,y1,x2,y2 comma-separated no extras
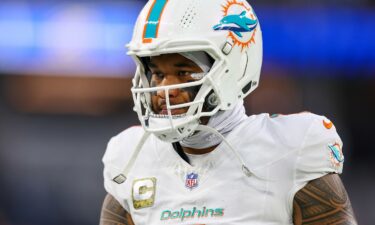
100,194,134,225
293,173,357,225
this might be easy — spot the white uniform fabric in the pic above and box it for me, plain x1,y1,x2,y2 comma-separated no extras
103,113,344,225
180,100,248,149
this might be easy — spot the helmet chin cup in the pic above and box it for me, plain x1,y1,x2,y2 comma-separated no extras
146,114,200,142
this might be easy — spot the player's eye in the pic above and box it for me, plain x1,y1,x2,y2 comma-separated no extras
178,71,192,77
152,71,164,80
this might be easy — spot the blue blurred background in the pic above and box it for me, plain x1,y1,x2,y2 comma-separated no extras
0,0,374,224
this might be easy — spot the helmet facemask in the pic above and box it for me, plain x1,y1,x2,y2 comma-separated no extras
131,51,223,142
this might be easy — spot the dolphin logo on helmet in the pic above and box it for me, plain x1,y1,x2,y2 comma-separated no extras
213,11,258,38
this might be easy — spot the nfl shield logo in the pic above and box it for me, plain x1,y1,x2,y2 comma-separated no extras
185,173,198,190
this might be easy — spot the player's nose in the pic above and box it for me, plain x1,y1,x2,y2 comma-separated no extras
157,75,181,98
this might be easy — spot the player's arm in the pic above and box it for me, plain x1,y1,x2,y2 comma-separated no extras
293,173,357,225
100,193,135,225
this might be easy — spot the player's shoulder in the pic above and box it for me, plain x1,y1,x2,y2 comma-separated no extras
235,112,338,149
108,126,145,154
235,112,343,179
239,111,324,127
266,111,328,127
268,112,340,142
111,125,145,145
102,126,145,169
270,112,339,145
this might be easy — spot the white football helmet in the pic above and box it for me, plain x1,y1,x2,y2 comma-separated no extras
127,0,263,142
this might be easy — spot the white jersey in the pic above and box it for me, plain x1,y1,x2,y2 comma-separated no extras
103,113,344,225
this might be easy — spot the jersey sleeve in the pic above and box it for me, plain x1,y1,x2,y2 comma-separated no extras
294,115,344,187
102,135,131,212
102,127,144,212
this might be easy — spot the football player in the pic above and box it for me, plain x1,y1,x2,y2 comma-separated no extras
100,0,357,224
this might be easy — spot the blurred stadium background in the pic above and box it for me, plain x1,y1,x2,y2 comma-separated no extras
0,0,374,224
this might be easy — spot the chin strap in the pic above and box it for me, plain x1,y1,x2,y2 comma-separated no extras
112,131,151,184
194,125,272,181
195,125,253,177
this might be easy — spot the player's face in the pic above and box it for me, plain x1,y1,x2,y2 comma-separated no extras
147,53,203,115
